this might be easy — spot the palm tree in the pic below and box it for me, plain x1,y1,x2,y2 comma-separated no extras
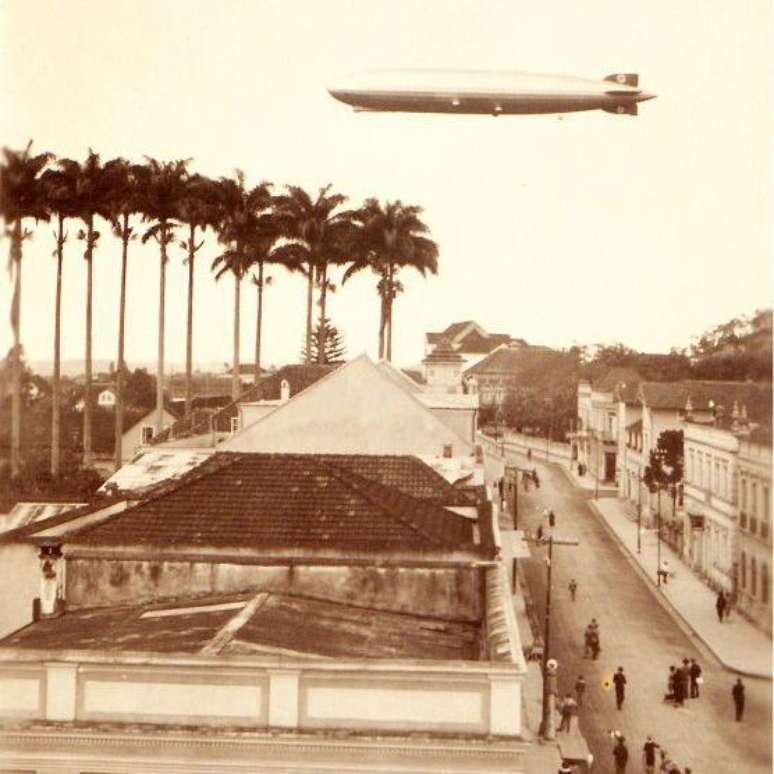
211,172,272,400
0,141,51,478
66,150,113,468
40,159,80,477
139,158,189,434
245,211,297,378
272,185,358,364
103,158,143,470
177,173,219,416
346,199,439,361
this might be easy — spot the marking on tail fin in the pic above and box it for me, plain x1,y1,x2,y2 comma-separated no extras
604,73,639,87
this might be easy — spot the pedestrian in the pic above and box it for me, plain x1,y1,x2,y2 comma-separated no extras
522,471,531,491
689,658,702,698
613,666,627,710
558,693,576,732
527,448,532,462
584,626,593,658
673,664,685,707
569,579,578,601
732,678,745,721
590,630,601,660
665,666,677,703
716,590,727,622
679,659,691,701
575,675,586,707
532,467,540,488
642,735,660,774
613,735,629,773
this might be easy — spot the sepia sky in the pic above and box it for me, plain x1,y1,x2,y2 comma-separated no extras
1,0,771,371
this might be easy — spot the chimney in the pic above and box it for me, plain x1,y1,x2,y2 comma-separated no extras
443,443,453,459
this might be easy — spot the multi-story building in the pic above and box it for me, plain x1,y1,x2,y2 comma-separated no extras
425,320,515,372
681,384,772,607
736,425,772,634
575,367,642,484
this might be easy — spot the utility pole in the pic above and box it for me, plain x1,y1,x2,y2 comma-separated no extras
529,530,580,741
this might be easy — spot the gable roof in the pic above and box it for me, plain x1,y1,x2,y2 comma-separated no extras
151,364,337,445
465,345,564,380
70,453,483,555
426,321,511,354
221,354,473,457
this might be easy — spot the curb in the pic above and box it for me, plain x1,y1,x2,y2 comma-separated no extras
554,461,772,680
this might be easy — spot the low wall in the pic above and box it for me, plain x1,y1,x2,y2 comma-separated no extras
65,558,483,623
0,654,522,737
478,431,572,464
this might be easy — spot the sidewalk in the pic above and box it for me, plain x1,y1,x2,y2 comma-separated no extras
558,464,773,679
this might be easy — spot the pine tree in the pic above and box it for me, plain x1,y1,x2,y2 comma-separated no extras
300,318,346,364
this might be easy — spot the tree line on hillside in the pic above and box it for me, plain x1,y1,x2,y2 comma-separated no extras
1,142,439,482
481,309,772,439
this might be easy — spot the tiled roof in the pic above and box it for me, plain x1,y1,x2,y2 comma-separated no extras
422,342,464,364
71,453,483,554
594,367,642,394
641,380,771,417
426,322,511,354
465,345,563,379
151,364,338,444
0,591,480,660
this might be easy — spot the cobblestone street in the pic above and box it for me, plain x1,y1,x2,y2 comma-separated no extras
516,457,772,773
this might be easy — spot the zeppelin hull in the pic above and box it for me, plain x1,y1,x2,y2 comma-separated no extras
337,91,640,116
328,70,655,117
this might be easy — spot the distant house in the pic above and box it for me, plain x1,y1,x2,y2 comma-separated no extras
425,321,515,372
465,344,568,408
74,384,117,412
120,406,182,464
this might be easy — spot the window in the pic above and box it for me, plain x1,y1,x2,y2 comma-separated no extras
750,558,757,598
762,564,770,605
141,425,154,444
751,482,758,517
740,476,747,512
762,486,771,540
740,552,747,589
696,452,703,487
688,450,695,483
230,416,240,434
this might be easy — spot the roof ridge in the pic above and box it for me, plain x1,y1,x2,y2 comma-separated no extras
313,458,450,548
67,453,244,542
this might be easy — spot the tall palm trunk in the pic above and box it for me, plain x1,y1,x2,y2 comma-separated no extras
305,263,315,363
385,265,394,362
83,216,94,469
155,221,167,434
51,214,65,477
377,289,387,361
317,264,328,365
386,298,393,362
255,261,263,380
9,219,23,479
185,223,196,417
113,214,129,471
232,262,242,401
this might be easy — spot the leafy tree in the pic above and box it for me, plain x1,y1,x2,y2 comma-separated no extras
300,318,347,364
0,141,51,478
643,429,684,519
124,368,156,409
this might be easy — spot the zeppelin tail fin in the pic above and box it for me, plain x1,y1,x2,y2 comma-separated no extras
604,73,639,87
603,103,638,116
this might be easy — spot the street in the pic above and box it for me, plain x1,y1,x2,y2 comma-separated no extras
515,457,772,773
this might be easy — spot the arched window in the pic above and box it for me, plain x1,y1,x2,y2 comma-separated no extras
740,552,747,589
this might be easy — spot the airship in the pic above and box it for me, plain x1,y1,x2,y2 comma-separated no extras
328,70,656,117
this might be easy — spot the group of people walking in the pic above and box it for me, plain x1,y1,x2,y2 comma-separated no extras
609,732,693,774
583,618,601,660
664,658,702,706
